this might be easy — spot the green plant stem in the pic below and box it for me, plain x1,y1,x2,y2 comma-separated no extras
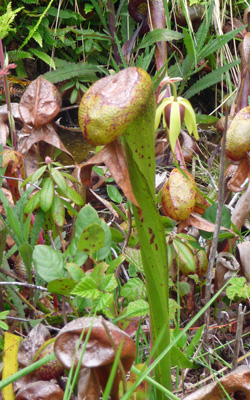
123,98,171,394
0,37,16,149
0,353,56,390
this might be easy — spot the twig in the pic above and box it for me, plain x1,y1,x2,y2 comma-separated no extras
203,113,227,349
0,281,48,291
232,303,247,370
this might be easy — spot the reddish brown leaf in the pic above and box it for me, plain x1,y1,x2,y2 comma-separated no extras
183,365,250,400
19,77,62,128
20,124,74,160
227,158,250,192
79,139,138,206
15,381,64,400
18,324,51,368
187,213,233,233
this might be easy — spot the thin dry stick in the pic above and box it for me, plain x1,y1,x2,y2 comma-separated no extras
203,116,227,348
232,303,247,370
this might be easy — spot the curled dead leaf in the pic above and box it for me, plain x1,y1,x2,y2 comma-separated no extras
18,324,51,368
183,365,250,400
19,77,61,128
79,139,138,206
20,124,74,161
227,158,250,192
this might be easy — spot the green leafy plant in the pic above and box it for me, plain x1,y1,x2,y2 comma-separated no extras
23,158,83,227
169,0,244,99
0,310,9,331
226,277,250,301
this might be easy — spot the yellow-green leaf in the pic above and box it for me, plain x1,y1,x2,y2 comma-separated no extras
2,332,22,400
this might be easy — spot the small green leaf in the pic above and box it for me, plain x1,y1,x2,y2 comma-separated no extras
75,205,99,238
120,278,146,301
226,277,250,300
99,274,118,292
106,254,126,273
185,325,204,357
51,168,67,191
51,196,65,227
126,300,149,317
61,185,84,206
67,263,85,281
78,223,105,254
6,207,22,245
24,191,40,214
47,279,77,296
40,178,54,212
30,165,47,184
195,114,218,124
0,321,8,330
19,242,33,279
71,276,100,299
33,245,66,282
179,281,190,296
107,185,123,203
169,296,180,320
0,310,9,320
170,346,193,369
92,292,113,312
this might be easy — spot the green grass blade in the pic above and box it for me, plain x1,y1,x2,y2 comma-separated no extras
184,59,240,99
195,0,215,54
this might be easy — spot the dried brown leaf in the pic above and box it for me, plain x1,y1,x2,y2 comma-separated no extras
183,365,250,400
227,158,250,192
15,381,64,400
79,139,138,206
187,213,232,232
19,77,62,127
20,124,74,160
18,324,51,368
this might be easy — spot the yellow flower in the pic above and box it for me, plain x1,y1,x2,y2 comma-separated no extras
155,78,199,153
